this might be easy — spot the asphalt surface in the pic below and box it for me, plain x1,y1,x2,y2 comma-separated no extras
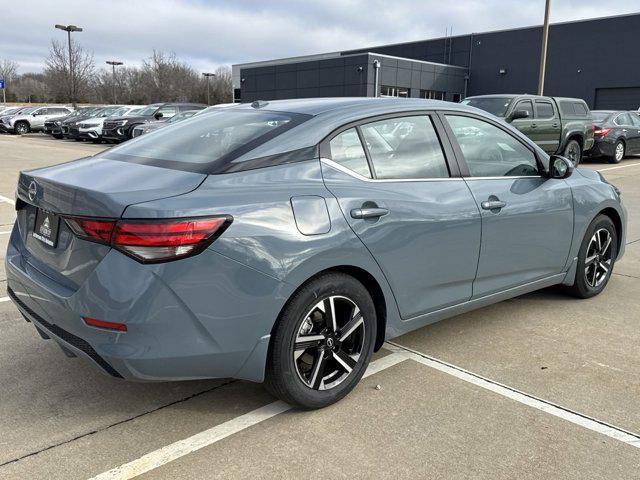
0,133,639,479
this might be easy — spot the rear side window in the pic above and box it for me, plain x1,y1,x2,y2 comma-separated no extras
102,110,310,173
329,128,371,178
560,101,589,117
615,113,632,126
446,115,539,178
573,102,588,116
359,116,449,179
535,101,555,119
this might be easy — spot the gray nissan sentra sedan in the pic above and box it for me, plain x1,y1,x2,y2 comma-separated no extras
6,98,626,409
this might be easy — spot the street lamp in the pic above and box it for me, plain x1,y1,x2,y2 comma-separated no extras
106,60,124,103
55,24,83,107
202,72,216,105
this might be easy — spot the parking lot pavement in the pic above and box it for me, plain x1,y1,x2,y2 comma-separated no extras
0,137,639,479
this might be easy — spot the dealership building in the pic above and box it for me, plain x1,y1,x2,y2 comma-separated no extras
232,13,640,109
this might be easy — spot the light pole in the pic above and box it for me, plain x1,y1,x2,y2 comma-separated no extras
537,0,551,95
106,60,123,103
55,24,83,107
202,72,216,105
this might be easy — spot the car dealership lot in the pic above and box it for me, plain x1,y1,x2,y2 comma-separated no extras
1,134,639,479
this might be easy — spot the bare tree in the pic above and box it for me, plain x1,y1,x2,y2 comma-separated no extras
43,39,95,103
14,73,50,103
0,59,19,100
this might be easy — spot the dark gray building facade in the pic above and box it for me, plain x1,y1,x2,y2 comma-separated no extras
233,13,640,109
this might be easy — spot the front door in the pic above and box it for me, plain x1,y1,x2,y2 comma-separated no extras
443,113,574,298
533,99,561,154
320,114,481,319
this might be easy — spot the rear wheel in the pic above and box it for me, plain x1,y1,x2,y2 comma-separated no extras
566,214,617,299
265,273,376,409
15,121,30,135
564,139,582,166
610,140,625,164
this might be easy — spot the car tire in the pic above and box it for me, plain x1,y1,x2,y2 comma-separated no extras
566,214,617,299
265,272,377,409
610,140,625,164
52,133,63,139
14,121,30,135
92,138,102,144
563,139,582,166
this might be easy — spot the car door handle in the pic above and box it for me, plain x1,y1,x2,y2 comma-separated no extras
481,200,507,210
552,123,559,128
350,207,389,219
531,124,537,129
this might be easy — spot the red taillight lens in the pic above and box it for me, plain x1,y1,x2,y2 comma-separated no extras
83,317,127,331
64,216,230,263
65,217,116,244
594,127,611,138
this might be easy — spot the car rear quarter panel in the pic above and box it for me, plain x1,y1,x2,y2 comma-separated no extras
123,159,401,344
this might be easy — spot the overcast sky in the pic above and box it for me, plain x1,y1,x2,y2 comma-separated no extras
2,1,638,73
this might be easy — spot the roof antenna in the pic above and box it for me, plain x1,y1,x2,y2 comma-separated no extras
251,100,269,109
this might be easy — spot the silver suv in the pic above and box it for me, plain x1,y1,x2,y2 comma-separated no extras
5,106,73,134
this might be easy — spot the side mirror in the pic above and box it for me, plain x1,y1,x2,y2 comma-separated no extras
154,112,163,120
549,155,574,179
507,110,529,122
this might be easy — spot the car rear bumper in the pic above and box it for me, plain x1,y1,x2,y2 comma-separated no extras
5,225,290,383
586,138,616,157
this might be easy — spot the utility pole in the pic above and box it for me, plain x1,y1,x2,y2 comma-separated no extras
106,60,123,103
202,73,216,105
537,0,551,95
55,24,83,107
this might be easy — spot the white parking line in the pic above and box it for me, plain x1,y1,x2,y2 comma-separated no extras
597,162,640,172
0,297,10,303
385,342,640,449
0,195,15,206
89,352,409,480
0,230,12,235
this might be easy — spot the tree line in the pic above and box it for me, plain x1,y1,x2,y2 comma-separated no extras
0,40,232,105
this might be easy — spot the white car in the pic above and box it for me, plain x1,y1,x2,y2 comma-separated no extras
4,106,72,134
78,105,144,143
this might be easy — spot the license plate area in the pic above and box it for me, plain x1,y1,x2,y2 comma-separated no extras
32,209,60,248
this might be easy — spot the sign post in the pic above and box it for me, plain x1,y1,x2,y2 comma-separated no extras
0,79,5,103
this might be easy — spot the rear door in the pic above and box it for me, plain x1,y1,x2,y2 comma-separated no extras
442,112,574,298
321,113,481,319
534,99,561,154
629,113,640,154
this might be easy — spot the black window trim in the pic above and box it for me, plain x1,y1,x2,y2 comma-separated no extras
437,110,548,179
319,110,462,180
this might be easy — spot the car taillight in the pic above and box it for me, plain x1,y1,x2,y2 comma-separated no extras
64,215,231,263
594,127,611,138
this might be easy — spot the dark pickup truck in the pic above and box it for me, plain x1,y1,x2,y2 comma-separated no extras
102,102,206,142
461,94,594,165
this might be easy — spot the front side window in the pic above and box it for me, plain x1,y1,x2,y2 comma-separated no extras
360,115,449,179
514,100,534,118
630,113,640,128
535,101,555,119
446,115,539,178
328,128,371,178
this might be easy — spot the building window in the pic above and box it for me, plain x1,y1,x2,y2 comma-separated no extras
452,93,462,103
420,90,446,100
233,88,242,102
381,86,410,98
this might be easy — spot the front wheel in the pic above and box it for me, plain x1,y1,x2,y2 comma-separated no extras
265,273,376,409
566,214,617,299
14,122,30,135
564,139,582,166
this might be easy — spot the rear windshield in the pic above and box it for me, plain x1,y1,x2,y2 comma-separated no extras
460,97,513,117
591,112,614,122
101,109,311,173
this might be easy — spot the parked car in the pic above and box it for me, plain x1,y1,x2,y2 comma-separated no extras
45,107,99,138
60,106,108,140
461,95,594,165
587,110,640,163
78,105,144,143
0,106,38,132
102,102,206,142
6,98,625,409
131,109,199,137
2,106,73,134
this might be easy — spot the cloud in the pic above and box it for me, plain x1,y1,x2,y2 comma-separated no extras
2,0,638,73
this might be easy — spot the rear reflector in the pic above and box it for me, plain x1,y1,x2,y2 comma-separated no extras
83,317,127,332
64,215,231,263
